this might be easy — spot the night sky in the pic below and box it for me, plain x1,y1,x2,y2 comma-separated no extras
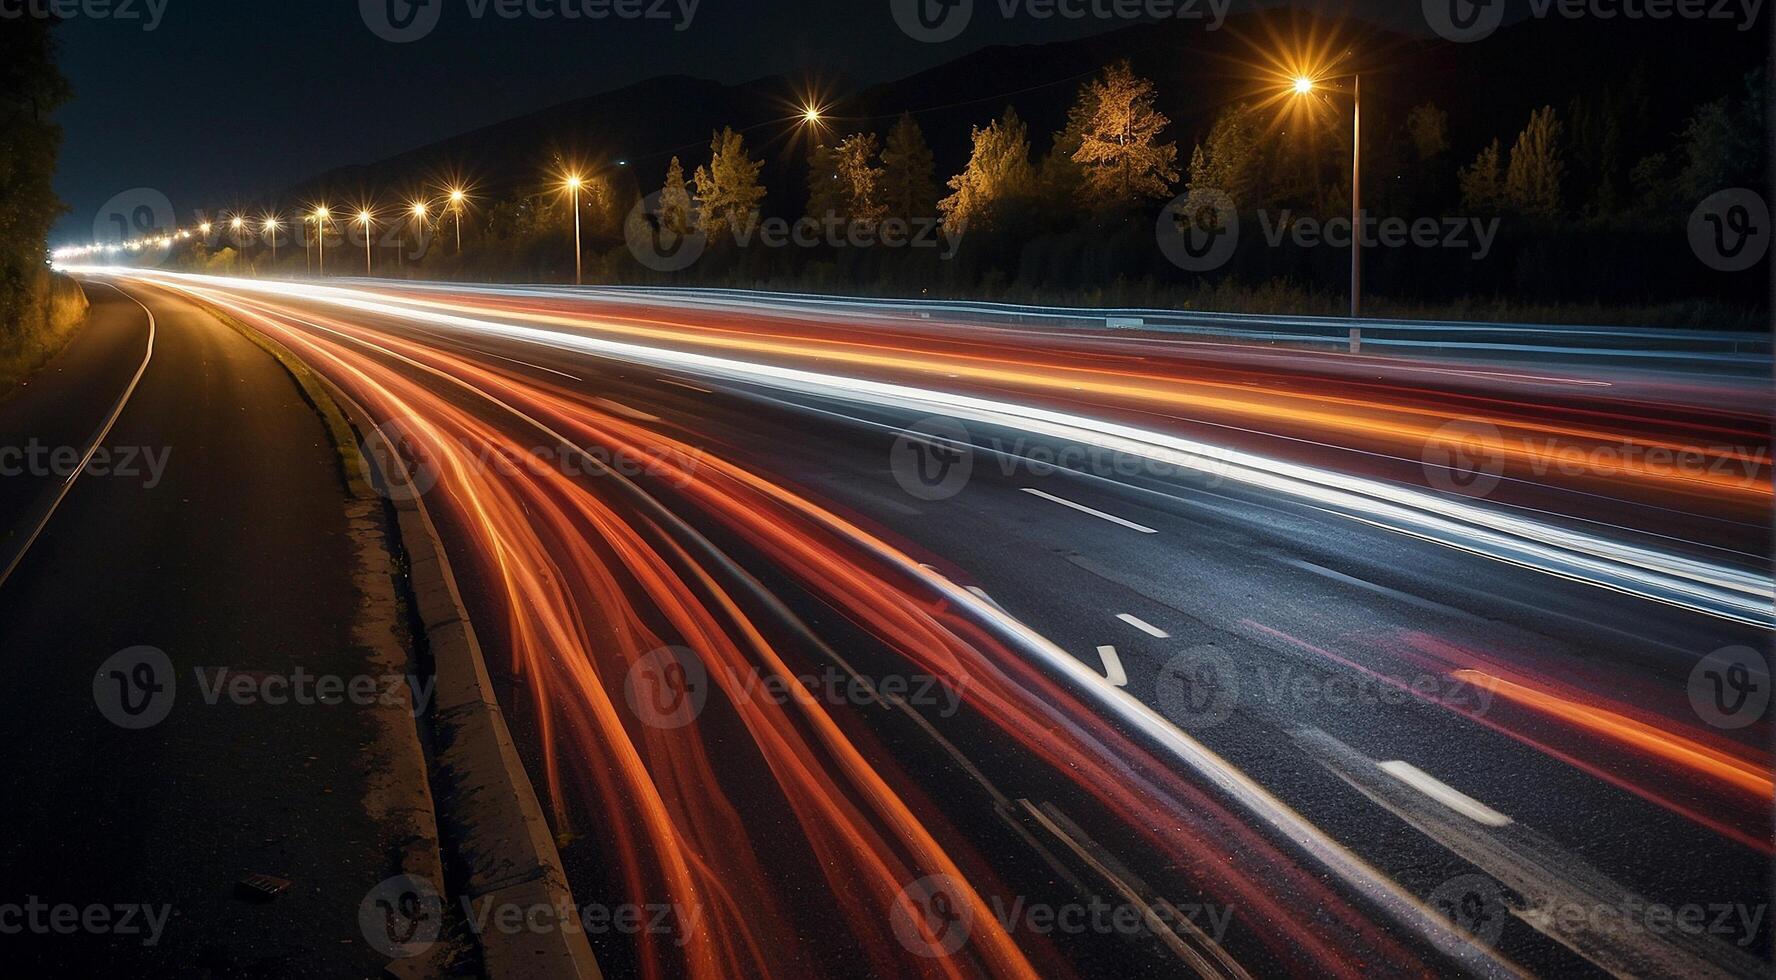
50,0,1424,243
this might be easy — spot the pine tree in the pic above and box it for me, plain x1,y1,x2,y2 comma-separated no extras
1073,61,1179,210
805,143,847,221
692,128,765,237
1186,103,1263,209
658,156,693,234
1459,139,1505,213
880,113,939,222
1038,82,1097,211
807,134,887,226
938,107,1035,232
1504,106,1564,218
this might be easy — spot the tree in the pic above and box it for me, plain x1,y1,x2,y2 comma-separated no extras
1503,105,1564,218
880,114,939,222
1459,139,1505,213
806,134,887,226
692,128,765,237
1186,104,1264,209
1038,82,1097,211
1073,61,1178,210
0,16,71,345
938,107,1035,231
1406,104,1450,163
1676,70,1765,201
658,156,693,235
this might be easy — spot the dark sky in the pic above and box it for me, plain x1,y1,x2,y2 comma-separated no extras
50,0,1419,243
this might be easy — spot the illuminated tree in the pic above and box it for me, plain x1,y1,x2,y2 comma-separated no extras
807,134,887,226
1504,105,1564,218
658,156,693,235
692,127,765,237
1073,61,1178,208
1459,138,1505,213
939,107,1035,231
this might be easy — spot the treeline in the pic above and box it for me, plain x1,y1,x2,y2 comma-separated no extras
1,15,85,384
186,58,1765,322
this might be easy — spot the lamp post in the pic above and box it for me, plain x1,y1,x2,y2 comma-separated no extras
1292,73,1362,350
564,175,583,286
265,217,281,271
448,189,466,254
314,207,331,275
358,210,375,276
230,216,246,274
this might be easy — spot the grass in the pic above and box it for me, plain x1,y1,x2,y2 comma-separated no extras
0,273,90,391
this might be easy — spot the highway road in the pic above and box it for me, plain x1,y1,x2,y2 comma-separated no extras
64,270,1774,978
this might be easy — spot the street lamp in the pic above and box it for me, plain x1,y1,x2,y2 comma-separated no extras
447,188,466,254
357,210,375,275
1290,72,1362,346
230,216,247,274
313,207,331,275
564,175,583,286
264,216,281,271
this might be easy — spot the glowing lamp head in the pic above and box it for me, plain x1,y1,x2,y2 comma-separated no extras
449,189,466,203
314,207,330,221
1293,76,1315,95
199,222,213,234
411,202,428,218
230,217,245,229
565,175,583,191
357,210,373,223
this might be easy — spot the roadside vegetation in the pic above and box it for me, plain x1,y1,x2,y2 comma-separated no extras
1,17,79,391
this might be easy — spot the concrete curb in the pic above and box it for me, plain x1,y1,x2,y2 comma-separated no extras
198,302,600,980
320,383,603,980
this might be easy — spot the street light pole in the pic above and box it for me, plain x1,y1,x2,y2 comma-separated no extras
315,208,330,276
1350,73,1362,349
568,177,583,286
359,211,374,276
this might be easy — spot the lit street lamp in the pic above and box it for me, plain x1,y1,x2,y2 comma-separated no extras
564,175,583,286
357,210,375,275
313,207,331,275
230,216,247,273
1290,72,1362,348
448,188,466,254
264,217,282,271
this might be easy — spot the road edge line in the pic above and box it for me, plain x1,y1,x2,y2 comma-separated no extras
197,299,601,980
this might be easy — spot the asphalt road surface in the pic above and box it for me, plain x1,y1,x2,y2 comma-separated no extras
0,282,428,975
43,271,1776,978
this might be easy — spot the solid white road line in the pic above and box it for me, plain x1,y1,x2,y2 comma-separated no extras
1095,646,1128,687
473,346,584,381
1021,488,1158,534
0,281,157,593
658,378,712,394
1116,613,1170,638
1378,760,1513,827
